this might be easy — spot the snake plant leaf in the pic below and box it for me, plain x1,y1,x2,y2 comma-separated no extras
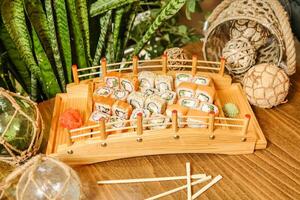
92,10,112,66
30,74,38,101
133,0,186,55
1,0,46,97
32,27,61,98
76,0,92,65
53,0,72,83
0,27,31,93
113,7,125,60
66,0,88,69
90,0,138,17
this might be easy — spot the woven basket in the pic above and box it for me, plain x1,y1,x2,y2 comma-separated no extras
202,0,296,76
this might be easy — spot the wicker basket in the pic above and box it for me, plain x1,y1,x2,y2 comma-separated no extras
203,0,296,76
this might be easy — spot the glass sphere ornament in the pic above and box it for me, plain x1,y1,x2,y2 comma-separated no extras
0,88,43,165
164,47,188,71
0,155,82,200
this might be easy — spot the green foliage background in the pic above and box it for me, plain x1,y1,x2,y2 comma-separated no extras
0,0,201,101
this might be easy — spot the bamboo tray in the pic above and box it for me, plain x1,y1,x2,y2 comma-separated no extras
46,56,267,165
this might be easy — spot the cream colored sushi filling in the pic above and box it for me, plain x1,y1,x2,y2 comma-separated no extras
95,103,111,114
94,87,112,97
114,108,127,119
89,111,110,122
121,80,133,92
178,89,194,98
195,92,211,102
199,103,218,114
179,98,198,108
106,77,119,88
112,89,128,100
193,77,210,85
140,78,153,88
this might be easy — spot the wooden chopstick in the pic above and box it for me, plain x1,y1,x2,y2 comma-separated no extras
192,175,222,199
186,162,192,200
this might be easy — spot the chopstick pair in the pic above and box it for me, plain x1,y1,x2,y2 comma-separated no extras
97,162,222,199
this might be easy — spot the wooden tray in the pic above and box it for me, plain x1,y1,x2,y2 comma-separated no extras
46,57,267,165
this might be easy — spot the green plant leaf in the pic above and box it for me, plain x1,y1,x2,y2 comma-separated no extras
92,10,112,66
1,0,46,98
90,0,138,17
53,0,72,83
133,0,186,55
113,7,125,60
66,0,88,68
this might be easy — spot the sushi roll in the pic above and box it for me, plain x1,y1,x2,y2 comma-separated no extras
88,111,110,124
130,108,151,127
127,91,145,108
159,90,177,105
140,87,160,98
93,96,115,115
112,100,133,120
195,85,215,103
148,113,170,130
198,102,219,116
104,72,120,88
108,116,128,130
145,94,167,114
178,97,199,109
175,73,192,87
155,75,173,92
138,71,156,89
93,86,112,97
111,89,129,101
176,82,198,98
120,76,139,92
186,109,208,128
192,75,212,86
166,104,189,128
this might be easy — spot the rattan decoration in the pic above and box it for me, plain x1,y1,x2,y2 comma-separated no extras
164,47,188,71
0,88,43,166
222,38,256,79
203,0,296,76
0,155,82,200
242,63,289,108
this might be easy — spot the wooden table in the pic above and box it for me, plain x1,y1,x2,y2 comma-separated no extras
3,42,300,199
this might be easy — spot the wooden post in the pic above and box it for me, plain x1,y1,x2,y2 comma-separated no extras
72,64,79,84
162,54,168,74
208,112,215,139
133,56,138,76
219,57,225,76
172,110,178,133
137,113,143,135
192,55,197,76
101,58,107,78
67,131,73,147
241,114,251,141
99,118,107,140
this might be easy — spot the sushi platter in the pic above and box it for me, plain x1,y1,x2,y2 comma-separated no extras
46,56,267,165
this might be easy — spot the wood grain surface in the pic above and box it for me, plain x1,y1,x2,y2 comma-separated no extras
1,41,300,199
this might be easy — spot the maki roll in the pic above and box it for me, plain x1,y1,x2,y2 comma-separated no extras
88,110,110,127
195,85,216,103
93,96,116,115
112,100,133,120
198,102,219,116
120,76,139,92
108,116,128,130
149,113,170,130
192,75,212,86
141,87,160,98
94,86,112,97
111,89,129,101
105,72,120,88
178,97,199,109
138,71,156,89
155,75,174,92
130,108,151,127
127,91,145,108
176,82,198,98
175,73,192,87
186,109,208,128
159,90,177,105
166,104,189,128
145,94,167,114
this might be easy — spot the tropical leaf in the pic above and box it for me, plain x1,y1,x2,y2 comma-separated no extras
0,25,31,93
90,0,138,17
1,0,45,97
76,0,92,64
45,0,66,91
32,27,61,98
30,74,38,101
53,0,72,83
66,0,88,68
113,7,125,60
133,0,186,55
92,10,112,66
